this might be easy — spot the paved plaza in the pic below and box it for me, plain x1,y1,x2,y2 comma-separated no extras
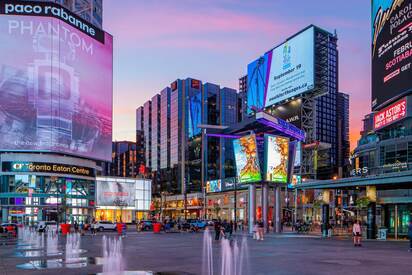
0,231,411,275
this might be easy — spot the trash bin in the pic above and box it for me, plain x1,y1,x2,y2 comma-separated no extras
153,223,161,233
60,224,71,235
116,223,123,235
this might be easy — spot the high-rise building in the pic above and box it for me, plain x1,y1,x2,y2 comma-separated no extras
23,0,103,28
105,141,138,178
136,78,240,217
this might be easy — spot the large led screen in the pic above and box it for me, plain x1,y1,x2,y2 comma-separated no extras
0,2,113,161
372,0,412,110
233,134,262,183
247,26,314,111
96,179,135,207
265,135,289,183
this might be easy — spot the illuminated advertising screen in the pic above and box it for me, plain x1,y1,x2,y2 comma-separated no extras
247,26,314,111
96,179,135,207
374,98,407,129
372,0,412,110
206,179,221,193
288,175,302,189
0,1,113,161
294,141,301,167
265,135,289,183
188,92,202,138
233,134,261,183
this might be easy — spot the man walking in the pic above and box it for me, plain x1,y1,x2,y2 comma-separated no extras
408,220,412,252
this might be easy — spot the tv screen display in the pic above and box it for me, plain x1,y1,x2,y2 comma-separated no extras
0,3,113,161
233,134,261,183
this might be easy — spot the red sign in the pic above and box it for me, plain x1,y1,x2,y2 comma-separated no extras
374,98,407,130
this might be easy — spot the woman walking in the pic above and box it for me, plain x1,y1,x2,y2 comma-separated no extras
353,220,362,247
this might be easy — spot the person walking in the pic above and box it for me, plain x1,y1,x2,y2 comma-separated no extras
353,220,362,247
408,220,412,252
257,219,264,241
214,220,221,241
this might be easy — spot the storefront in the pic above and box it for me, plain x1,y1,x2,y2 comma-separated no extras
162,193,204,219
95,177,151,223
0,153,97,224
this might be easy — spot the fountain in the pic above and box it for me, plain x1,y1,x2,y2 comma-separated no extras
102,235,125,273
47,231,59,255
65,233,81,262
202,229,250,275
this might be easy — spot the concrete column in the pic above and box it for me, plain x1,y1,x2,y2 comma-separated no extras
321,204,329,237
367,202,376,239
2,207,8,223
275,185,281,233
262,183,268,233
248,184,256,235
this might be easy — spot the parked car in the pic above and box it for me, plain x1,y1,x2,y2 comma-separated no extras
138,220,154,231
1,223,18,232
188,219,207,229
96,221,117,231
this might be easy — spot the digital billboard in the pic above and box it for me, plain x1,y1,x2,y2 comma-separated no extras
206,179,221,193
247,26,315,111
0,1,113,161
96,179,135,207
188,91,202,138
374,98,407,129
233,134,261,183
372,0,412,110
265,135,289,183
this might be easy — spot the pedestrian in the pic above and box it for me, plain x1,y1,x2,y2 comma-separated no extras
253,222,258,240
74,221,79,233
353,220,362,247
408,220,412,252
258,219,264,241
214,220,221,241
327,222,333,238
229,220,234,238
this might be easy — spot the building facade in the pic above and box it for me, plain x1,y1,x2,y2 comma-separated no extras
136,78,240,218
104,141,139,178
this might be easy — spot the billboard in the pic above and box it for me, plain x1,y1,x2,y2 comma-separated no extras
265,135,289,183
247,26,314,111
206,179,221,193
374,98,407,129
233,134,261,183
0,1,113,161
372,0,412,110
96,179,135,207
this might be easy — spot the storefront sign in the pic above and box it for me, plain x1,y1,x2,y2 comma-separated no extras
2,161,95,177
374,98,407,129
350,167,369,177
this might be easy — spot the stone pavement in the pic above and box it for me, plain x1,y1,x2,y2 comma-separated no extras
0,231,411,275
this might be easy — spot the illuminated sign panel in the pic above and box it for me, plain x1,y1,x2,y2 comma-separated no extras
372,0,412,110
2,161,95,177
233,134,262,183
0,1,113,161
247,26,315,111
265,135,289,183
206,179,221,193
374,98,407,129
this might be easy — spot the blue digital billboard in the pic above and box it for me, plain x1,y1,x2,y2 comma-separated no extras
247,26,315,111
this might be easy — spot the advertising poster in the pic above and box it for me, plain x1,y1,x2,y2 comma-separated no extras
206,179,221,193
265,135,289,183
372,0,412,110
264,27,315,108
233,134,262,183
0,2,113,161
96,180,135,207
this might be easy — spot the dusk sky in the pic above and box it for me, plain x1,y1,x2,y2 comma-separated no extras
104,0,371,150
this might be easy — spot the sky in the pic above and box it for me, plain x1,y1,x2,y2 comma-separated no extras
103,0,371,150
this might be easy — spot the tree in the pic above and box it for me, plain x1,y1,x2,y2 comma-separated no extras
213,202,221,218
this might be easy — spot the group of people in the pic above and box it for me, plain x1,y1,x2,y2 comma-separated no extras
214,220,234,240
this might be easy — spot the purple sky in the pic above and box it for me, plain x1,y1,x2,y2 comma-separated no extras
104,0,371,150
